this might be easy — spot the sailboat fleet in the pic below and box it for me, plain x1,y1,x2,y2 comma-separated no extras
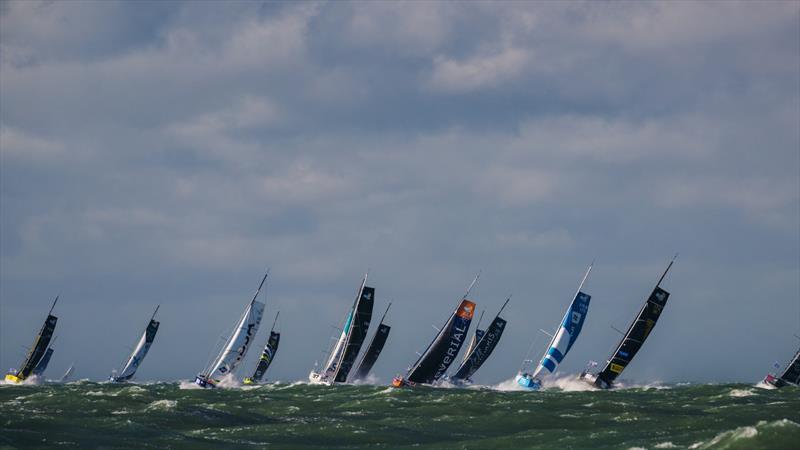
3,257,799,390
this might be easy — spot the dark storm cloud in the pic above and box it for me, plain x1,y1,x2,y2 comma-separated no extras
1,1,798,384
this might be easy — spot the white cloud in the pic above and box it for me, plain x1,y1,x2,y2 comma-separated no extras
429,46,531,93
0,126,65,161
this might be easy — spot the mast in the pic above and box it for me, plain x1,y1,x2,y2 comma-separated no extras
378,302,392,326
270,311,280,333
150,305,160,321
49,296,59,315
656,254,677,288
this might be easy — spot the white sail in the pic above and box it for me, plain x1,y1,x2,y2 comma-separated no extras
321,311,353,378
207,300,265,380
60,364,74,382
117,326,153,380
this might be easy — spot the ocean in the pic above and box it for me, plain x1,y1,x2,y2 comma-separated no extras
1,379,798,449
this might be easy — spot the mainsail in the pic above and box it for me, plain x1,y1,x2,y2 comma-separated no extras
584,258,675,389
5,296,59,383
312,274,375,384
451,298,510,383
778,348,800,385
60,364,75,383
195,270,269,388
531,265,592,381
352,303,392,381
765,347,800,387
111,306,161,382
405,299,476,384
245,311,281,384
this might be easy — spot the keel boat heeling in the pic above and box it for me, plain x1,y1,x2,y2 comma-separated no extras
352,302,392,381
517,264,592,390
60,364,75,383
195,270,268,389
450,297,510,384
244,311,281,385
393,274,480,387
763,346,800,388
5,296,59,384
579,256,675,389
309,274,375,385
110,306,161,382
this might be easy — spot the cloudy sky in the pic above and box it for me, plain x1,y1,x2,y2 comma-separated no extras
1,1,798,385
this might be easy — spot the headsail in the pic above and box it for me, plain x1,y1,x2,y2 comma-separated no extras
32,347,54,377
406,299,476,384
590,258,674,389
531,265,592,380
111,306,161,382
6,296,59,382
353,303,392,380
246,311,281,384
198,270,269,387
462,310,485,364
451,298,509,382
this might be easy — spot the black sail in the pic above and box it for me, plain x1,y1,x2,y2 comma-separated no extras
333,286,375,382
451,316,507,382
353,324,391,380
595,286,670,387
250,331,281,382
407,299,475,385
17,313,58,379
779,348,800,385
32,348,54,377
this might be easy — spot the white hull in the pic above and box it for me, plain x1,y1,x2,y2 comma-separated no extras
308,371,332,385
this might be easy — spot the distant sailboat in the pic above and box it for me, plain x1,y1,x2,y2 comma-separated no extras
309,274,374,385
393,275,479,387
580,257,675,389
517,264,592,390
110,306,161,382
5,296,60,384
60,364,75,383
449,297,510,384
243,311,281,385
352,302,392,381
763,345,800,388
195,270,268,389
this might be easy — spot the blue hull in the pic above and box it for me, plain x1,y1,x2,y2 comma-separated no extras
515,374,541,390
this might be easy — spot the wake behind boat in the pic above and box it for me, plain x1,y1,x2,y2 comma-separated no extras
195,270,268,388
5,296,60,384
309,274,374,385
517,264,592,390
579,257,675,389
109,306,161,382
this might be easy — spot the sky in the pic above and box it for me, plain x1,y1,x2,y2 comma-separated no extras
1,0,798,385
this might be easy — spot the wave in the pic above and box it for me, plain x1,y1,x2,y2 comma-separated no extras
688,419,799,449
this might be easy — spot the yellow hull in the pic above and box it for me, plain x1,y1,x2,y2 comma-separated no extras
4,373,23,383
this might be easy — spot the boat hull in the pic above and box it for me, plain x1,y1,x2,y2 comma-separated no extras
194,375,216,389
391,376,416,388
578,371,609,389
515,374,541,390
308,371,332,385
762,373,788,388
4,373,22,383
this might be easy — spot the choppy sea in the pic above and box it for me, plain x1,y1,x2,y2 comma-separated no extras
1,377,798,449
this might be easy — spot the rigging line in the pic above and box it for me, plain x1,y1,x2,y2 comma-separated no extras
49,295,59,315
